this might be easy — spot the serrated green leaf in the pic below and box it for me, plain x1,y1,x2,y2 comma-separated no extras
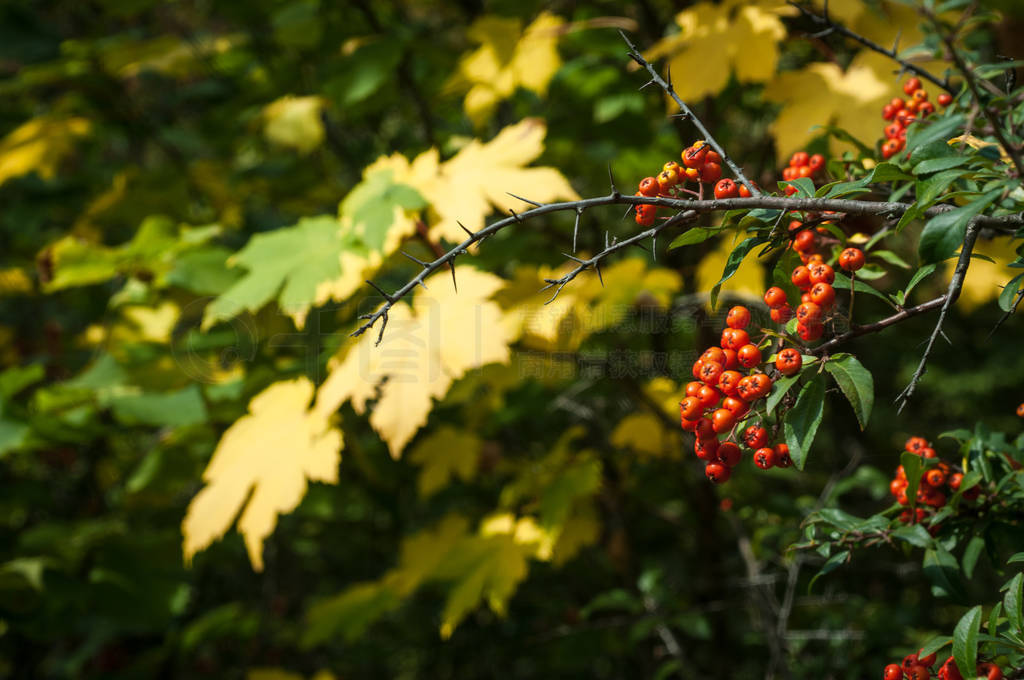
823,353,873,429
906,114,967,156
783,377,826,471
904,263,939,300
919,635,951,659
892,523,933,548
919,189,1002,263
952,605,982,678
865,161,914,183
998,272,1024,312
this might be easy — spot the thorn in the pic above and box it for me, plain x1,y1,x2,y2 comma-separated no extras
939,329,952,345
509,208,522,222
605,231,610,249
365,279,395,302
652,233,657,261
506,192,542,207
621,205,634,221
357,313,375,320
401,250,429,267
608,163,619,196
639,78,657,90
670,112,690,120
665,64,673,91
449,262,458,293
573,208,583,253
458,221,475,239
892,29,901,55
595,262,604,287
631,241,650,253
562,252,587,264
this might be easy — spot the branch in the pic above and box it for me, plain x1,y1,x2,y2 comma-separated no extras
350,192,1024,343
895,217,982,412
929,9,1024,178
618,30,762,199
789,2,952,93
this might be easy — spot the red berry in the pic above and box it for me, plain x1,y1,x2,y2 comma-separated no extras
717,441,742,466
774,443,792,468
764,286,787,308
726,305,751,329
775,348,802,376
722,396,749,418
714,178,739,199
903,77,922,95
753,447,776,470
695,438,719,461
797,321,824,341
794,229,816,253
721,328,750,351
738,182,755,198
711,408,736,433
699,361,724,386
790,151,810,167
698,384,723,409
884,663,903,680
795,301,823,325
657,168,679,191
809,282,835,308
682,142,709,168
937,92,953,107
737,344,762,368
791,266,812,290
808,262,835,285
635,204,657,226
680,396,702,420
702,347,726,365
705,461,730,483
718,370,743,397
700,161,722,183
808,153,825,173
770,305,792,324
638,177,659,197
743,425,768,449
838,247,865,272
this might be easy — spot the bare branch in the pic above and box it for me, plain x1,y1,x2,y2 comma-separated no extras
619,29,761,198
789,2,952,93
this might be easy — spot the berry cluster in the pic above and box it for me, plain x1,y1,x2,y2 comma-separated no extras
883,651,1003,680
889,437,976,525
879,77,953,159
764,257,839,342
679,304,793,483
781,150,826,195
634,141,754,226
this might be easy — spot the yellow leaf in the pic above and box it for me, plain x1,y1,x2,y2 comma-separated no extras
696,236,766,303
0,116,90,187
455,12,564,125
263,96,325,154
644,0,790,102
182,377,342,571
408,427,481,497
948,135,1013,166
611,413,675,457
247,670,304,680
954,236,1019,311
0,268,33,296
315,266,513,457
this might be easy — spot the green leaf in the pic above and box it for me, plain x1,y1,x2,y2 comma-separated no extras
870,249,912,269
904,264,939,300
766,373,801,415
817,178,871,199
808,550,849,593
816,125,875,156
340,168,427,252
783,377,826,471
916,169,965,208
832,272,896,308
962,534,986,579
323,39,403,105
668,226,722,249
304,581,402,644
109,385,208,428
166,246,242,295
823,353,874,429
902,452,924,508
923,545,968,603
919,635,951,659
905,114,966,156
919,189,1002,263
710,235,764,309
865,161,914,183
998,272,1024,312
1008,552,1024,564
892,523,933,548
203,215,370,328
779,177,815,198
952,605,982,679
913,155,969,174
0,364,44,400
1004,572,1023,634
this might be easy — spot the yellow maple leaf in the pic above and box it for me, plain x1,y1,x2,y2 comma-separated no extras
363,119,577,246
315,266,514,457
454,12,564,125
408,427,481,497
263,95,325,154
0,116,91,187
182,377,342,571
644,0,790,103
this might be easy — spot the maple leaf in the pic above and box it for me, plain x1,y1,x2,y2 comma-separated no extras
452,12,564,125
263,95,325,154
643,0,790,103
181,377,342,571
367,119,578,245
408,427,481,497
315,266,514,457
0,116,91,187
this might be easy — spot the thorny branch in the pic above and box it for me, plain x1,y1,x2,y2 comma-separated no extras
618,30,762,199
895,218,982,412
788,1,952,94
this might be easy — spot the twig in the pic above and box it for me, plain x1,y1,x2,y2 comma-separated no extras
895,218,982,412
618,30,762,199
988,286,1024,338
789,2,952,93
